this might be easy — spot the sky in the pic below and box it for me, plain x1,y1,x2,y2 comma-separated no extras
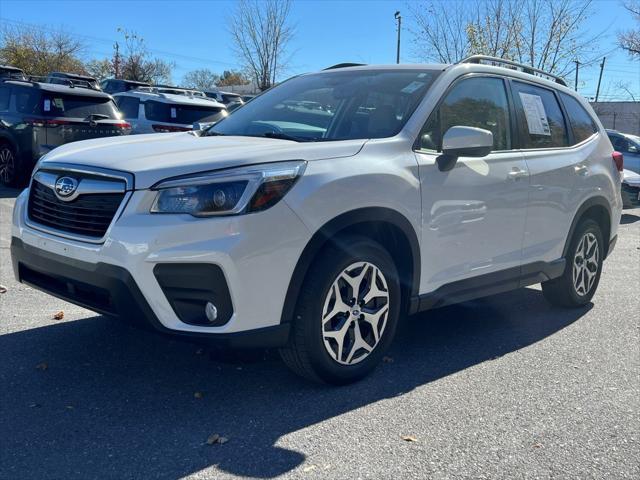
0,0,638,101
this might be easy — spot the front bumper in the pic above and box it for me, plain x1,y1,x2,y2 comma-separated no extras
11,185,311,342
11,238,290,347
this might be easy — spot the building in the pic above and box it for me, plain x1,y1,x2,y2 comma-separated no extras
591,101,640,135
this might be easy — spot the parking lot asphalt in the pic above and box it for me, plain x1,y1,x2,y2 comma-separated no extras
0,185,638,480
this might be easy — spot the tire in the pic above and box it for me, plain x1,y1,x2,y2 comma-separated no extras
0,143,22,188
280,235,401,384
542,219,604,307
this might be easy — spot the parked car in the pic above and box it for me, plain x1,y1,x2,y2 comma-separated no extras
241,94,256,103
621,169,640,209
11,57,622,383
607,130,640,174
46,72,101,91
113,89,227,134
0,65,27,80
203,89,245,110
0,77,131,187
100,78,151,95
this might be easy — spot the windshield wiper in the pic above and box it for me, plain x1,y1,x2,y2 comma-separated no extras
83,113,110,122
260,131,311,142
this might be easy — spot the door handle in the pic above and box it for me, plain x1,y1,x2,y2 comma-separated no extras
507,168,528,181
574,164,589,176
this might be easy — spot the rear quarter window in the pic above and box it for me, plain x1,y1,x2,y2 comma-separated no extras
144,100,225,124
0,86,10,111
12,87,42,114
512,81,568,149
115,96,140,118
559,93,597,144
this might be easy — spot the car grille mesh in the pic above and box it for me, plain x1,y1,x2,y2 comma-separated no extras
28,178,124,239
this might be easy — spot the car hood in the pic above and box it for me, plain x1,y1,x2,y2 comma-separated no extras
622,169,640,186
40,132,367,189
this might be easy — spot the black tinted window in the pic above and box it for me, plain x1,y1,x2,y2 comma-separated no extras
512,82,568,149
0,86,10,111
12,87,42,114
560,93,597,144
419,76,511,151
116,96,140,118
43,95,120,119
144,101,225,124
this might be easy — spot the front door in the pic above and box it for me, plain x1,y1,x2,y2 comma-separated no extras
414,75,529,294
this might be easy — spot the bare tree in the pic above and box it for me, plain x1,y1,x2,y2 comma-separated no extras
410,0,600,76
117,29,174,84
183,69,220,90
618,1,640,58
0,24,86,76
85,58,113,81
230,0,294,91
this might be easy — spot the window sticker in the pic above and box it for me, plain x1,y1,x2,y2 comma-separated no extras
43,99,51,112
401,81,425,94
170,107,177,119
53,98,64,109
518,92,551,136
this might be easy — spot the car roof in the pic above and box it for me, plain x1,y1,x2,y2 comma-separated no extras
1,79,113,98
114,89,225,107
49,72,97,81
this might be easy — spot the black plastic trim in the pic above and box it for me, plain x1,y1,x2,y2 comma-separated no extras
562,196,612,259
409,259,566,314
10,237,289,348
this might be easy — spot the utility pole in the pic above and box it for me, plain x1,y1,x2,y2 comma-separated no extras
595,57,606,102
574,60,580,91
394,11,401,64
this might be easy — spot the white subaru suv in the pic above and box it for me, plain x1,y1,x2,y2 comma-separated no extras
11,57,623,384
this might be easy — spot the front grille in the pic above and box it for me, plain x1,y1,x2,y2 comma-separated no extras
28,178,124,238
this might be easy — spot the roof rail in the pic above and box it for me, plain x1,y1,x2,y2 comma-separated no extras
458,55,567,87
323,63,366,70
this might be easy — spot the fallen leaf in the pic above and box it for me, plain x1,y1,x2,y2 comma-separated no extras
53,311,64,320
195,348,204,355
383,356,394,363
65,405,74,410
29,403,42,408
533,442,544,449
218,436,228,444
401,435,418,442
206,434,220,445
303,465,317,473
0,285,7,294
35,362,48,371
194,392,203,399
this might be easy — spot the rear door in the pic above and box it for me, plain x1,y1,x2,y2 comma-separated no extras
512,81,584,265
414,75,529,293
41,93,131,146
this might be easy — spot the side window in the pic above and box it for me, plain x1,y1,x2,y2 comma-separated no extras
609,135,628,152
115,96,140,119
12,87,41,115
0,86,10,111
512,81,568,149
419,76,511,152
560,93,597,144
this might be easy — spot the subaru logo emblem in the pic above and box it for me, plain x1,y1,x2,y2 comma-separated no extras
54,176,78,199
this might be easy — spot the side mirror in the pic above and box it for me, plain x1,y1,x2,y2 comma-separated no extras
437,126,493,172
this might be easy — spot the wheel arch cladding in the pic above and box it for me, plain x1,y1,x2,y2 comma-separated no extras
563,196,612,259
280,207,420,324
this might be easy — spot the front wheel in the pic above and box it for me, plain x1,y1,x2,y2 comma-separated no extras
0,144,20,187
280,236,401,384
542,219,604,307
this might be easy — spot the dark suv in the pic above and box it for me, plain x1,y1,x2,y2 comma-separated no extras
0,79,131,187
100,79,151,95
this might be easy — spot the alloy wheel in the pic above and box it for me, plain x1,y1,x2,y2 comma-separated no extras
321,261,390,365
0,147,15,185
572,232,599,296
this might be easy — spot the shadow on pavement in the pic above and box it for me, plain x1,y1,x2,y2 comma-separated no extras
0,186,22,199
0,287,591,479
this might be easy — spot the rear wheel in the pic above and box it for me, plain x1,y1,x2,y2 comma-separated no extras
280,236,401,384
542,219,604,307
0,143,20,187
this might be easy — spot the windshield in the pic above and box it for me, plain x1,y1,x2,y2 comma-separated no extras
208,69,440,141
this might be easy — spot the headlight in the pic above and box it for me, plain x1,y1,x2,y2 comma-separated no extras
150,161,306,216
